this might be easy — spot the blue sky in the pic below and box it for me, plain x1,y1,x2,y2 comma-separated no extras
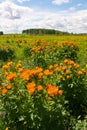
0,0,87,33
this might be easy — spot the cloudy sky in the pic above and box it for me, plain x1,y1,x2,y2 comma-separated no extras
0,0,87,34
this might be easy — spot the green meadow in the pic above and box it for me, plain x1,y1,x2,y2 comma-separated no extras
0,34,87,130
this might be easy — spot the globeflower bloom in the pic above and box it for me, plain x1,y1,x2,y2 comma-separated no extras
26,82,36,94
37,85,43,91
2,88,7,95
6,72,17,81
46,84,58,96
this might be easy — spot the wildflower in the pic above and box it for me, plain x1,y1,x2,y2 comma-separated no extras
5,127,9,130
69,60,74,65
18,68,24,73
26,82,36,94
77,71,83,75
47,97,52,100
65,70,70,75
58,90,63,96
66,75,71,79
55,67,60,72
46,84,58,96
7,61,13,66
64,59,69,64
20,69,30,80
37,85,43,91
38,72,43,79
16,63,21,68
6,72,17,81
62,66,67,71
74,64,80,68
81,69,86,74
44,69,50,76
4,71,8,77
6,85,12,90
2,88,7,95
54,64,58,67
49,65,53,69
2,65,9,70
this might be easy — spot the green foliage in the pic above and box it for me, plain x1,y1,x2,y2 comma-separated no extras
22,28,70,35
73,116,87,130
0,46,15,61
0,34,87,130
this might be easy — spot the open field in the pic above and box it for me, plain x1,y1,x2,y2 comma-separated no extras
0,34,87,130
0,34,87,65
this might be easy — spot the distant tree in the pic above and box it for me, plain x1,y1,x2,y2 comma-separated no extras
0,31,3,35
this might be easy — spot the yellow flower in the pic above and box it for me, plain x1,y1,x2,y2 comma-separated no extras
5,127,8,130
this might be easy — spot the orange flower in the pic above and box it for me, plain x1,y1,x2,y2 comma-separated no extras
6,84,12,90
20,69,30,80
7,61,13,66
47,97,52,100
65,70,70,75
62,66,67,71
4,71,8,77
46,84,58,96
81,69,86,74
44,69,51,76
58,75,63,79
37,85,43,91
54,64,58,67
55,67,60,72
2,88,7,95
64,59,69,64
18,68,24,73
2,65,9,70
49,65,53,69
6,72,17,81
26,82,36,94
38,72,43,79
16,63,21,68
74,64,80,68
16,61,22,68
69,60,74,65
66,75,71,79
77,71,83,75
58,90,63,96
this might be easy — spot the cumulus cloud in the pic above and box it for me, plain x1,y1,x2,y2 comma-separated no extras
0,0,87,34
52,0,71,5
0,0,34,33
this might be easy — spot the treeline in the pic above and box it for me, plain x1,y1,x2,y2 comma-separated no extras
0,31,3,35
22,28,70,35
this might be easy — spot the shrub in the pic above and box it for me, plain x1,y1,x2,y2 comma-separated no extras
0,46,15,61
54,42,79,61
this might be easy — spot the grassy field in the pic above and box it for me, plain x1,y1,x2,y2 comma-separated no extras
0,34,87,65
0,34,87,130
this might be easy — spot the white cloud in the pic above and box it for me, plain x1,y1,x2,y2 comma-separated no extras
69,6,76,11
0,1,34,33
77,3,82,7
52,0,71,5
17,0,30,3
0,1,87,34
